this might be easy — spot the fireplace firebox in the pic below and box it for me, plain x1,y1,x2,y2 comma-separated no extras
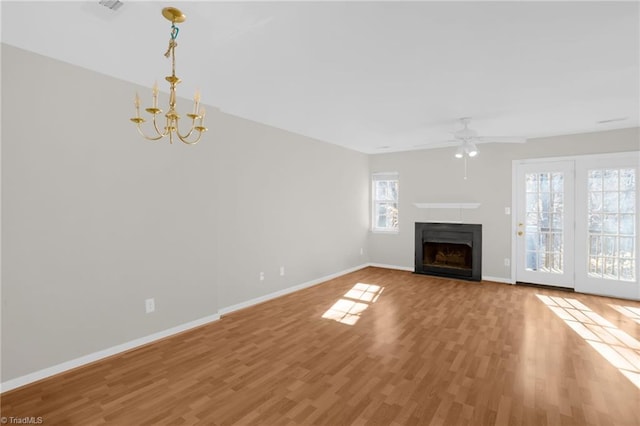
415,222,482,281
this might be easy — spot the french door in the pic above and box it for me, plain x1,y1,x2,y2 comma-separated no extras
515,161,575,288
515,153,639,300
574,154,639,299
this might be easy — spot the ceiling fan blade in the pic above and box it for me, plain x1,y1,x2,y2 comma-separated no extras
475,136,527,144
413,140,460,149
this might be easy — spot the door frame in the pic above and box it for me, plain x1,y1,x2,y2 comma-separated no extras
574,152,640,300
512,159,575,288
511,152,640,300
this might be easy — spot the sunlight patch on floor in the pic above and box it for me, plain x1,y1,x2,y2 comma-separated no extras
322,283,384,326
609,304,640,325
536,294,640,389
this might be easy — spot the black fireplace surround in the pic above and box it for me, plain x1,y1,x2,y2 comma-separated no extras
415,222,482,281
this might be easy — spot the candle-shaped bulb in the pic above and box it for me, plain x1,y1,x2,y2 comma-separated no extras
134,92,141,108
193,90,201,114
152,81,159,108
199,107,206,125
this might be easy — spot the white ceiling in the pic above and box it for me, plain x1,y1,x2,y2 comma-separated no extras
2,1,639,153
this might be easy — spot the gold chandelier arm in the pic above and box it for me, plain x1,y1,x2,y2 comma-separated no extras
174,124,203,145
135,123,165,141
174,115,208,145
151,113,170,139
178,130,205,145
175,121,196,140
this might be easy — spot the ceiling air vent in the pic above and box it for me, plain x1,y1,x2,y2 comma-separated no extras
99,0,123,12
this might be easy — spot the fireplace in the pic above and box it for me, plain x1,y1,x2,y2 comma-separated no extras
415,222,482,281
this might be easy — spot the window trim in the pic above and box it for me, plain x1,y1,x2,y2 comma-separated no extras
371,172,399,233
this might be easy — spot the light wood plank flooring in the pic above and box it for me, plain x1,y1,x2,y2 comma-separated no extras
2,267,639,425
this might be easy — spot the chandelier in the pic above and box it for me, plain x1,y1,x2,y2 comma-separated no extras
130,7,207,145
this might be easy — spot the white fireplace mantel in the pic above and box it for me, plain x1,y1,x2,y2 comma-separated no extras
413,203,480,209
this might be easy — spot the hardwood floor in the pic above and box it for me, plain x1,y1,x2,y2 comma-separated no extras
2,267,639,425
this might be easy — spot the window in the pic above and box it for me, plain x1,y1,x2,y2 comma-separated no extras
372,172,399,232
587,168,636,281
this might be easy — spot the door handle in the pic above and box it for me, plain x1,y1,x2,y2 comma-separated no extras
518,231,523,236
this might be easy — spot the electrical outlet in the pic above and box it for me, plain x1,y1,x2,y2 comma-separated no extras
259,272,265,281
145,298,155,314
505,207,511,215
280,266,285,276
360,247,364,255
504,258,510,267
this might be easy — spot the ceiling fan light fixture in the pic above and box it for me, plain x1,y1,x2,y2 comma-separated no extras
455,145,464,158
465,141,479,157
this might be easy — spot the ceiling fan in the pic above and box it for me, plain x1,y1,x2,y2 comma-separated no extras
449,117,526,159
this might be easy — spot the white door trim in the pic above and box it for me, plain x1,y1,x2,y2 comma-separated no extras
514,160,575,287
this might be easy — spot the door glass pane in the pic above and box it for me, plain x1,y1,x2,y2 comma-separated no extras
620,237,634,258
620,191,635,213
587,168,636,282
603,169,619,191
589,192,603,212
552,173,563,193
551,192,563,213
539,174,550,192
603,214,618,234
525,172,564,273
620,169,636,191
603,236,617,256
589,214,602,232
590,235,602,255
620,215,635,235
525,174,538,192
603,192,619,213
589,170,603,191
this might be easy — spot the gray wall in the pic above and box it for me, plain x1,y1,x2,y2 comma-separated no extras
368,128,640,278
1,44,369,382
214,114,369,309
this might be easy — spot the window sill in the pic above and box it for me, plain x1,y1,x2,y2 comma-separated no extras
371,229,400,234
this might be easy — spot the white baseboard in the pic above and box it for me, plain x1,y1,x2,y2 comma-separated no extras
1,313,220,394
367,263,414,272
219,263,369,316
482,275,514,284
2,264,372,393
1,263,511,393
